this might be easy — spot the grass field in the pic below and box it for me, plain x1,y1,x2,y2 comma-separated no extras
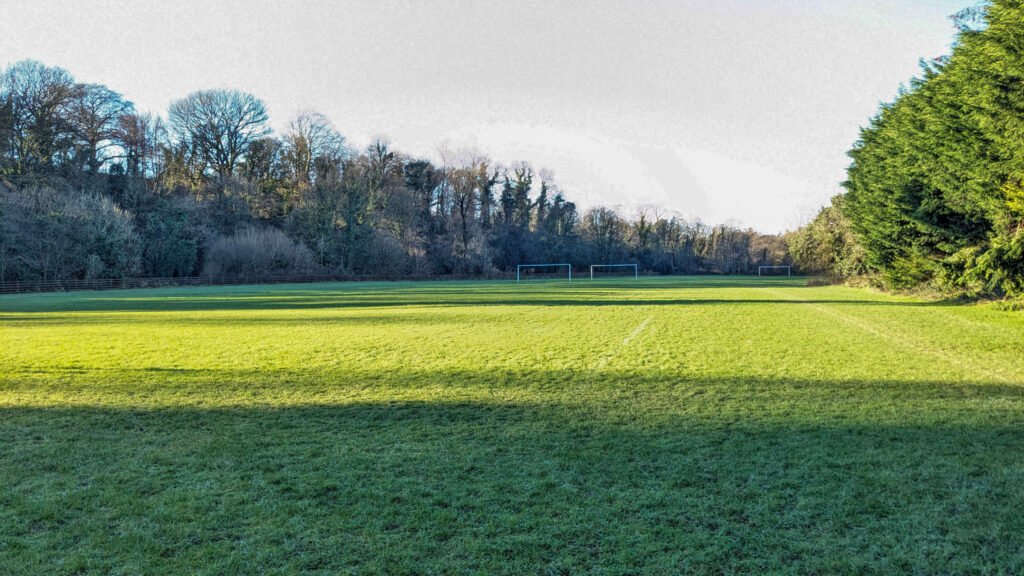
2,276,1024,574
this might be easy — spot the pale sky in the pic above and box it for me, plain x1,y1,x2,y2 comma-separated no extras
0,0,968,232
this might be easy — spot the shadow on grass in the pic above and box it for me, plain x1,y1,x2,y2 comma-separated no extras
1,295,939,317
0,311,475,326
0,276,918,315
2,389,1024,574
6,366,1024,396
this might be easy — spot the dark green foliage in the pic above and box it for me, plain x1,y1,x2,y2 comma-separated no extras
137,195,206,278
844,0,1024,296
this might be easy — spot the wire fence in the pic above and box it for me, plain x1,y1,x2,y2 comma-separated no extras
0,272,516,295
0,270,811,295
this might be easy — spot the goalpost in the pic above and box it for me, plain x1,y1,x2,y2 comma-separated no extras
516,263,573,283
590,264,639,280
758,266,792,276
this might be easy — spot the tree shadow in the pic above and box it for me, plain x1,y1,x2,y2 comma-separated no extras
0,276,902,315
7,367,1024,395
0,311,473,326
3,387,1024,574
1,295,939,316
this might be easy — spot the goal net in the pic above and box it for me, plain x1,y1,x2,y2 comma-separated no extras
590,264,639,280
516,263,573,282
758,266,792,276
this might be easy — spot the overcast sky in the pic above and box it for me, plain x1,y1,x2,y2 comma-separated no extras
1,0,968,231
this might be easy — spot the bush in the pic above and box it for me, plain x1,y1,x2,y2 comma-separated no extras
352,230,410,277
202,227,316,278
788,195,865,277
0,181,141,281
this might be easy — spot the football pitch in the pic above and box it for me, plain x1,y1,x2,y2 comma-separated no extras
2,276,1024,574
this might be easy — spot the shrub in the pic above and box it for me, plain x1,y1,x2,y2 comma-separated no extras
202,226,316,278
788,195,865,277
0,181,141,281
352,230,410,277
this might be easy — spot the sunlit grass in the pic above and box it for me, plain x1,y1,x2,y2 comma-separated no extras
2,277,1024,573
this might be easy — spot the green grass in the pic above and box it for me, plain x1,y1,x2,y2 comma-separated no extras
2,276,1024,574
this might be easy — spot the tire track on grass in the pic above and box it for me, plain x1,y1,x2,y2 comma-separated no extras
765,288,1022,385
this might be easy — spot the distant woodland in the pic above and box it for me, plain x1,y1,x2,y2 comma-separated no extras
0,63,788,284
2,0,1022,299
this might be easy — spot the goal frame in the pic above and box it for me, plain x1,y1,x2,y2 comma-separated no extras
589,263,639,280
516,263,573,283
758,265,792,277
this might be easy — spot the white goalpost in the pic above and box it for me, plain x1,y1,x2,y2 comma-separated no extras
758,266,792,276
590,264,639,280
516,263,573,283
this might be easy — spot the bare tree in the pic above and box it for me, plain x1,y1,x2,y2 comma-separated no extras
0,60,78,173
632,206,660,252
366,138,399,212
67,83,134,174
281,111,347,186
115,111,165,179
448,163,477,260
583,206,627,262
167,89,269,178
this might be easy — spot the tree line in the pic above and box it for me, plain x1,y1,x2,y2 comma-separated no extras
0,60,791,283
793,0,1024,299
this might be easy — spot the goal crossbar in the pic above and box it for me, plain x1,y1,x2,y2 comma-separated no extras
758,266,792,276
516,263,572,283
590,263,638,280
